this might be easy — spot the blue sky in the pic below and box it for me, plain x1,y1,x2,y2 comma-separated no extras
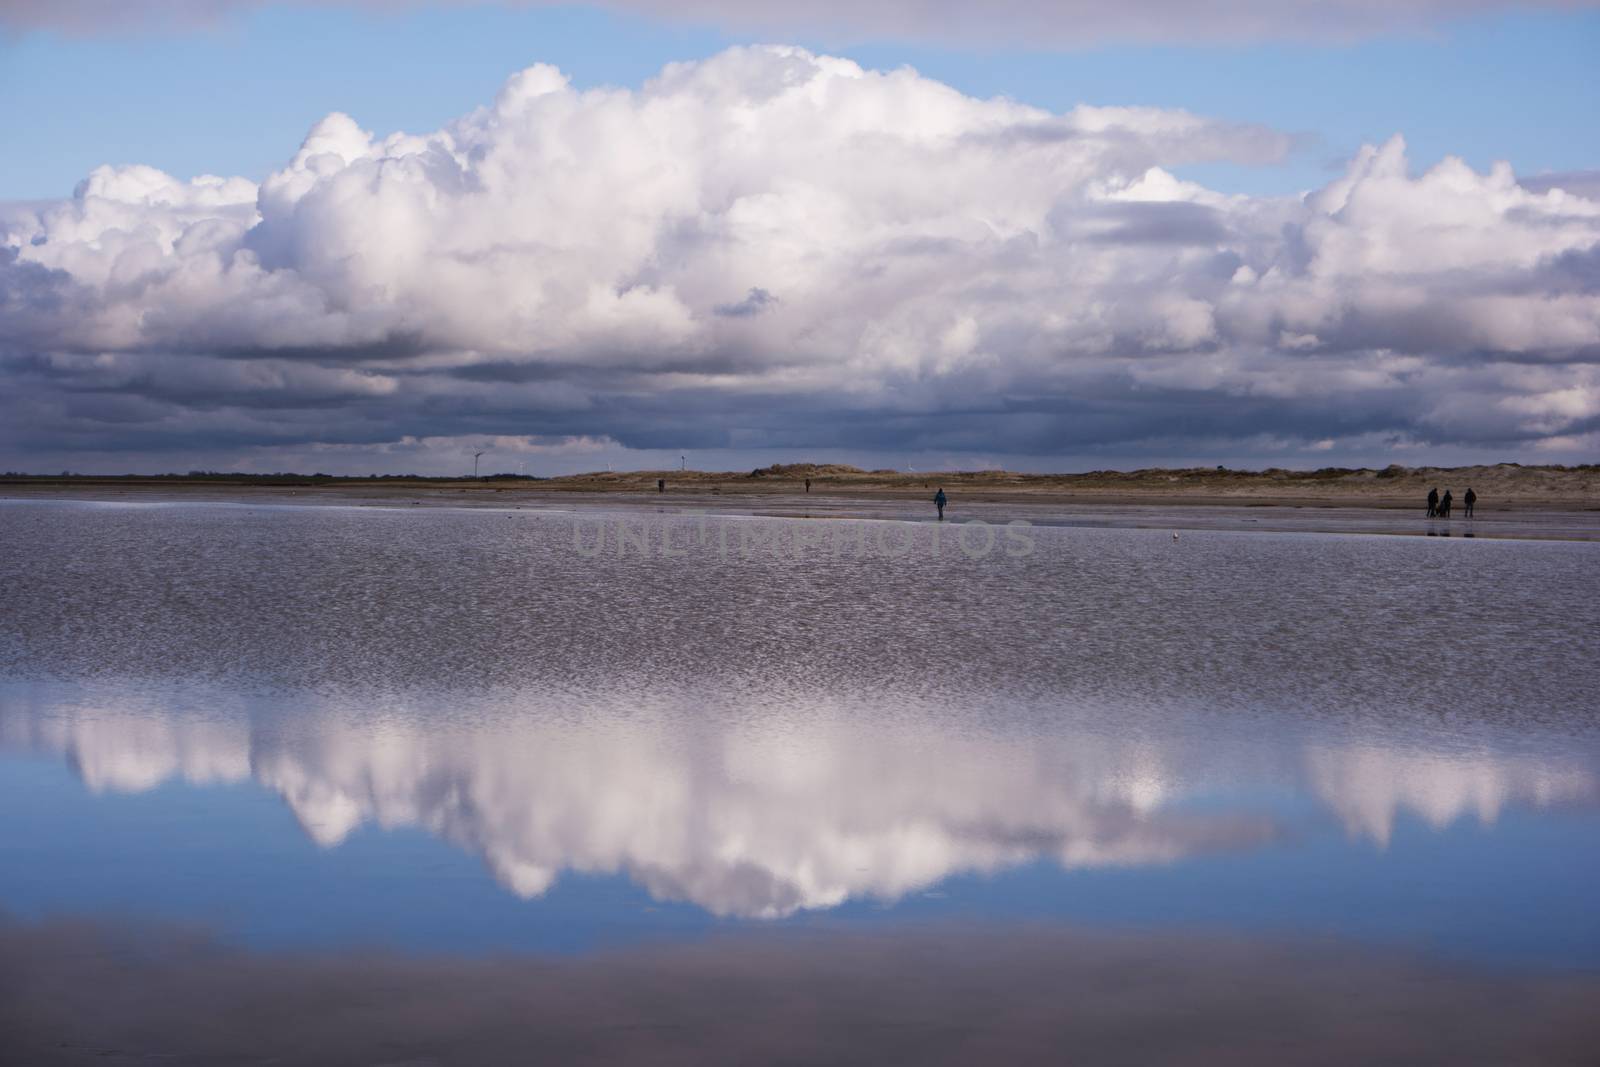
3,5,1595,200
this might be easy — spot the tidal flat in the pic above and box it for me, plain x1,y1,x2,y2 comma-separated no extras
1,498,1597,1063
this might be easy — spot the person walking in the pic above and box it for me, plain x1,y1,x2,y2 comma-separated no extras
1464,487,1476,518
934,487,947,521
1427,487,1439,517
1440,489,1453,518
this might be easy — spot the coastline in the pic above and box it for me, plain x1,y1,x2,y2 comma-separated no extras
6,477,1598,542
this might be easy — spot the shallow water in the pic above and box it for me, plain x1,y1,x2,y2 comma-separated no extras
1,499,1597,967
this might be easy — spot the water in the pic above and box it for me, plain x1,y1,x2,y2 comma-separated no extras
1,499,1597,971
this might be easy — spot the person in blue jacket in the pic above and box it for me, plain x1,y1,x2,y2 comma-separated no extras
934,487,947,520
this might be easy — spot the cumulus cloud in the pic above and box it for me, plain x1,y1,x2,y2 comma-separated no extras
2,45,1598,469
5,0,1599,45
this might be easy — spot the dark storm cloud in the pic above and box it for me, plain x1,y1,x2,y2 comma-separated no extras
0,246,80,338
713,287,778,318
1533,244,1600,296
1083,201,1233,245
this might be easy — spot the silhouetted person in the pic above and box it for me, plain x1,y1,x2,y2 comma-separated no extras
1464,487,1476,518
657,478,665,493
1427,487,1439,517
934,487,947,520
1440,489,1453,518
805,478,811,493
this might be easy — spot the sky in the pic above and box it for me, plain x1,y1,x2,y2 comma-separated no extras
1,0,1597,475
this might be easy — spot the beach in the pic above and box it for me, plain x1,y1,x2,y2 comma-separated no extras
6,463,1596,540
4,490,1599,1063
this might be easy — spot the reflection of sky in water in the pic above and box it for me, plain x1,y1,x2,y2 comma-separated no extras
0,501,1597,965
2,681,1598,964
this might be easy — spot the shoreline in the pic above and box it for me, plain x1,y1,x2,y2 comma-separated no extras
7,482,1599,542
2,462,1594,512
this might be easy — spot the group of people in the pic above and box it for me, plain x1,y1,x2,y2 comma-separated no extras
1427,486,1476,518
935,484,1481,523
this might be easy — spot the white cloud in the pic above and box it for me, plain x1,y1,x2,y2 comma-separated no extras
4,692,1279,917
1307,745,1595,847
2,45,1598,465
8,689,1592,917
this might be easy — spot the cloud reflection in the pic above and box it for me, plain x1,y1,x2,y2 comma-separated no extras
3,691,1595,917
1306,745,1596,847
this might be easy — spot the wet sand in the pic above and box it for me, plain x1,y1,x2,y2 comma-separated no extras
5,481,1599,1065
5,476,1598,540
8,921,1599,1067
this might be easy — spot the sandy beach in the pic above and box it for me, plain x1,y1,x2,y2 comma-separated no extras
6,463,1596,540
